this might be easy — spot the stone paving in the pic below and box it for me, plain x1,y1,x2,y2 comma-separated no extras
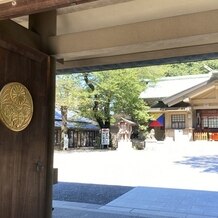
53,141,218,217
101,187,218,218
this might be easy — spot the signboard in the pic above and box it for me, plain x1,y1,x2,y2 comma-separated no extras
101,128,110,145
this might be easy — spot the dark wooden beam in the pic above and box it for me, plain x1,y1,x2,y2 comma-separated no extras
0,0,99,20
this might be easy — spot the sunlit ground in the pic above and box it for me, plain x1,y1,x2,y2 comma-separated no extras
53,141,218,191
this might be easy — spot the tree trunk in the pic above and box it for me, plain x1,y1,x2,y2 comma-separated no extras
83,73,112,148
60,106,68,150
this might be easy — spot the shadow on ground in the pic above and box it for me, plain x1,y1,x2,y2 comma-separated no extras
53,186,218,218
53,182,134,205
175,155,218,173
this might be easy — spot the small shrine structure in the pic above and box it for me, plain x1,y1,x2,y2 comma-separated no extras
117,117,137,142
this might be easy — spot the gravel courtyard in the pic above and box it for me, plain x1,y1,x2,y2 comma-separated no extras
53,141,218,192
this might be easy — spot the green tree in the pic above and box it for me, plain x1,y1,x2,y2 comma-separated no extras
56,74,82,111
56,74,82,149
55,67,167,131
76,68,154,130
163,59,218,77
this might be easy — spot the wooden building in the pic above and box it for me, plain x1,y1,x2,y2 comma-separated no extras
140,71,218,141
54,110,100,148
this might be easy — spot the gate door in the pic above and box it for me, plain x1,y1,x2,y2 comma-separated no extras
0,37,53,218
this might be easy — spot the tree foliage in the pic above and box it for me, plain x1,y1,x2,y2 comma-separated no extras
56,74,82,112
162,59,218,77
76,69,153,129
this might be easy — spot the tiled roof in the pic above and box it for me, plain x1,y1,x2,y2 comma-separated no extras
140,73,211,99
55,120,99,130
55,109,99,130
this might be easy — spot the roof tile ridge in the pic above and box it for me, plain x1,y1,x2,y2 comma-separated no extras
158,73,210,81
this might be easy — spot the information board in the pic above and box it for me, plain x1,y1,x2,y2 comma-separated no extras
101,128,110,145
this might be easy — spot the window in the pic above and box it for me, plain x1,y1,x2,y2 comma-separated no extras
202,116,218,128
171,114,185,129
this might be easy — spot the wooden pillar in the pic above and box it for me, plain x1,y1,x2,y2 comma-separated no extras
29,11,57,218
29,10,57,54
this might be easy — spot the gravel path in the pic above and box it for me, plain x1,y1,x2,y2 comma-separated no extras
53,182,133,205
53,141,218,191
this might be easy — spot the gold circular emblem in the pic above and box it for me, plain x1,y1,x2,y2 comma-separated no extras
0,82,33,131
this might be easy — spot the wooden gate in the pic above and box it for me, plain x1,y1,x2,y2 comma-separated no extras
0,37,53,218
